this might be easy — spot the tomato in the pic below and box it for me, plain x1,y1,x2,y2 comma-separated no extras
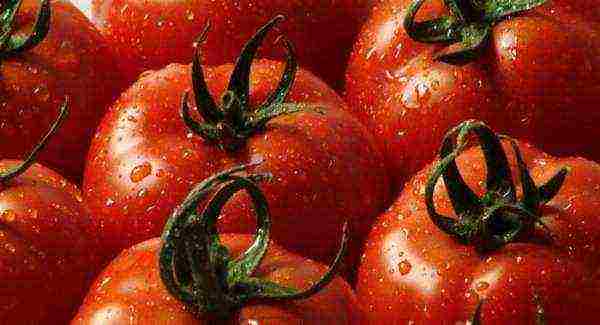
90,0,371,89
357,120,600,323
82,18,390,273
73,167,361,324
0,103,101,324
0,0,128,181
345,0,600,189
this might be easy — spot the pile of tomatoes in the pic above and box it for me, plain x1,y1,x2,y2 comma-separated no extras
1,0,599,323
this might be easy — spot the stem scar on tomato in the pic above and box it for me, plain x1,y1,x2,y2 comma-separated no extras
425,120,569,252
404,0,548,63
181,15,323,152
159,164,349,320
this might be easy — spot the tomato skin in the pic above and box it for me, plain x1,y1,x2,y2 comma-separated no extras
345,0,600,188
90,0,371,89
0,0,128,181
0,160,101,324
82,60,390,272
72,235,361,324
356,140,600,323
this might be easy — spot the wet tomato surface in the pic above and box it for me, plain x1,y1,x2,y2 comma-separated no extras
73,235,361,324
0,159,100,323
357,121,600,323
74,168,361,324
91,0,371,89
83,21,390,273
0,0,128,180
345,0,600,188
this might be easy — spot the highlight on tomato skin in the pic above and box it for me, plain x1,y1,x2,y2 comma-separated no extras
90,0,371,89
345,0,600,190
356,120,600,324
73,165,362,324
81,17,390,276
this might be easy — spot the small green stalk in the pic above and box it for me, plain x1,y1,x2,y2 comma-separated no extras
181,16,319,152
425,120,568,252
159,164,348,320
0,0,51,59
1,98,69,184
404,0,547,63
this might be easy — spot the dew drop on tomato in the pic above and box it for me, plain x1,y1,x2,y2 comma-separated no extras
130,162,152,183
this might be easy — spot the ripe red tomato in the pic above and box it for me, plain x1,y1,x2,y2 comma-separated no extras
0,104,101,324
357,120,600,323
345,0,600,189
90,0,371,88
73,168,361,324
83,19,390,273
0,0,128,180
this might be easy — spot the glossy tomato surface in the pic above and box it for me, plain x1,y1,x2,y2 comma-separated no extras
357,139,600,323
0,160,101,324
83,60,390,271
0,0,128,180
91,0,371,88
73,235,361,324
345,0,600,188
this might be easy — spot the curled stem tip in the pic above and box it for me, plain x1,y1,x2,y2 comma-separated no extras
159,165,347,319
180,15,314,152
0,0,51,58
425,120,568,252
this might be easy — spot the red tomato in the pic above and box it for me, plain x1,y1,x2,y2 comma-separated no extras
357,120,600,323
83,19,390,273
0,0,128,181
345,0,600,189
73,167,361,324
0,104,101,324
90,0,371,89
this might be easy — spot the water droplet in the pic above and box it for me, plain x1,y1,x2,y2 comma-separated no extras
1,210,16,222
4,243,16,254
475,281,490,292
33,85,50,102
186,10,194,21
398,260,412,275
137,188,148,198
105,198,115,207
130,162,152,183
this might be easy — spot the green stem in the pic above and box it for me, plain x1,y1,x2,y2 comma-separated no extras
0,0,50,58
403,0,548,63
425,120,568,251
180,16,315,152
1,97,69,184
159,164,348,319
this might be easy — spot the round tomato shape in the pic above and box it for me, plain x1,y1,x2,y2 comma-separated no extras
0,104,101,324
90,0,371,89
0,0,128,181
357,120,600,323
83,18,390,273
345,0,600,189
74,167,361,324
